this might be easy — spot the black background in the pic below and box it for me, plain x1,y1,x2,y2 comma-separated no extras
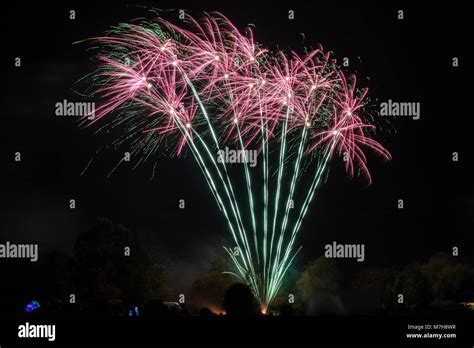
0,1,471,344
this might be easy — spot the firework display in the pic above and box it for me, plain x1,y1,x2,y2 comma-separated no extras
83,12,391,310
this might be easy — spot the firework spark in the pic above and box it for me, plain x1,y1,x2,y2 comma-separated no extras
80,12,391,310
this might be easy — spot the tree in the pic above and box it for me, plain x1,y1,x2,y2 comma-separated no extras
296,257,341,299
223,283,259,317
73,218,169,308
38,251,74,302
395,263,432,307
296,257,344,315
353,267,402,310
144,263,170,301
191,271,235,312
190,248,237,312
420,253,474,301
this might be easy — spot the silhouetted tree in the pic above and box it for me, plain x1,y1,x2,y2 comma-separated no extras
223,283,259,317
191,271,235,312
296,257,344,315
73,218,169,309
198,307,213,317
420,253,474,301
296,257,341,298
39,251,74,302
191,248,237,312
395,263,432,307
352,267,398,310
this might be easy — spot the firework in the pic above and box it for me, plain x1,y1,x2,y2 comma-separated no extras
81,12,391,310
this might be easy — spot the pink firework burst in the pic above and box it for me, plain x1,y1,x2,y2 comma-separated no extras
80,12,391,309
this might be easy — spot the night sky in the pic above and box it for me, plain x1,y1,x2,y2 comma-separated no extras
1,1,470,292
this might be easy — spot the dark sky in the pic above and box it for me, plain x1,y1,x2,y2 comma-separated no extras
1,1,471,291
